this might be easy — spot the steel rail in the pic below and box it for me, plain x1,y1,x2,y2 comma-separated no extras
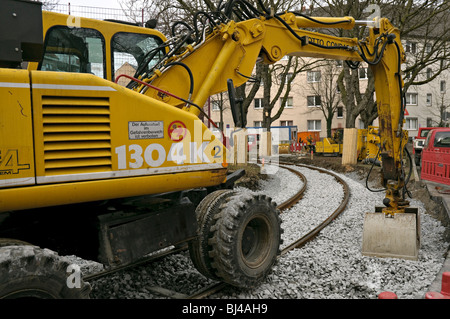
277,165,307,211
278,163,350,255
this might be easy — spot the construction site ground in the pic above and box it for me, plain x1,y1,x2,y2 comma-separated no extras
231,149,450,298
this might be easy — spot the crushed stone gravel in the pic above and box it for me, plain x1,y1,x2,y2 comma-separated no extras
68,164,449,299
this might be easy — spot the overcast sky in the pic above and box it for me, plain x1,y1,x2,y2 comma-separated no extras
60,0,123,9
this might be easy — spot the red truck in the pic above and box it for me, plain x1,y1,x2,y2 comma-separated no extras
413,127,442,166
420,128,450,185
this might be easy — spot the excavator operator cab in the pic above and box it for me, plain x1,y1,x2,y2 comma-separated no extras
28,11,168,86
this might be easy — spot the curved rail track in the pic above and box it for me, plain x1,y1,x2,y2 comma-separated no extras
278,163,350,255
84,162,350,299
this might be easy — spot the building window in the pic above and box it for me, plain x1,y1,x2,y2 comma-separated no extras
307,95,321,107
426,68,432,79
358,119,366,129
254,121,263,127
441,80,447,93
426,93,432,106
254,98,263,109
280,97,293,108
211,100,220,111
405,93,418,105
337,107,344,118
280,120,293,127
405,118,418,130
405,41,417,54
307,120,321,131
425,43,432,54
279,72,293,85
307,71,321,83
427,118,433,127
359,67,368,79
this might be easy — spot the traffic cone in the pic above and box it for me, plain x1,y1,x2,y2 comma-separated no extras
378,291,398,299
425,272,450,299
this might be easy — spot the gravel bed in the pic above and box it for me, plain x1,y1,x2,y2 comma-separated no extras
68,164,449,299
214,166,448,299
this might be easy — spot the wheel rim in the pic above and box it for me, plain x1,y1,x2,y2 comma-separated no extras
240,215,272,268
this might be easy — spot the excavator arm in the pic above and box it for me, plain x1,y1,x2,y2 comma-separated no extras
131,2,417,260
138,6,408,207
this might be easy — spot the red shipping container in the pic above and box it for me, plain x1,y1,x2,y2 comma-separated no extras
420,128,450,186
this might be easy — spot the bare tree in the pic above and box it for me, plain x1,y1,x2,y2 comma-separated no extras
118,0,196,34
426,83,450,127
208,92,229,130
260,57,323,131
308,61,344,137
388,0,450,92
312,0,450,128
232,0,315,131
41,0,60,10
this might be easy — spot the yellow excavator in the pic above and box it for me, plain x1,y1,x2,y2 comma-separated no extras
0,0,418,298
357,126,382,164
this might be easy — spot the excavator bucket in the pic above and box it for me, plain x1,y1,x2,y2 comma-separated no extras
362,207,420,260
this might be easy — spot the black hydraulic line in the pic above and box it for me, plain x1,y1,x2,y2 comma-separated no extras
402,147,413,199
193,11,218,42
346,60,360,69
130,42,171,88
358,35,390,66
365,146,387,193
171,20,194,37
165,61,194,98
225,0,263,20
272,14,308,46
393,40,407,131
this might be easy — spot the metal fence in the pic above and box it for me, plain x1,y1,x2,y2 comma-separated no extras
47,3,145,24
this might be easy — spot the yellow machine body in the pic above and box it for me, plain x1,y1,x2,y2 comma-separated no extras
0,12,227,212
357,126,382,162
0,69,227,212
316,138,342,155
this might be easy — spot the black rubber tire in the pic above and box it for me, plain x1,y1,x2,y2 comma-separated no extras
208,192,282,288
0,238,32,247
0,245,91,299
189,189,235,281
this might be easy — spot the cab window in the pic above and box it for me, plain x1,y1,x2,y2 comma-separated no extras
420,129,431,138
111,32,164,86
39,26,106,79
434,132,450,148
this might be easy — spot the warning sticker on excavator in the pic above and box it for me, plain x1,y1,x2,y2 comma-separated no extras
129,121,164,140
168,121,187,141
